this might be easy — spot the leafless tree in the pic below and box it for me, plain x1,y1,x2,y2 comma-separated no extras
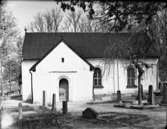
149,9,167,81
62,9,106,32
61,9,83,32
28,8,63,32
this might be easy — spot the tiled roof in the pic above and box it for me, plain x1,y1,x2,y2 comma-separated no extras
23,32,159,60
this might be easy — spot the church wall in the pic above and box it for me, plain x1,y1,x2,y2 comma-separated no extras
87,58,158,96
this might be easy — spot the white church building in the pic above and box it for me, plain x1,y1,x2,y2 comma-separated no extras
21,32,159,105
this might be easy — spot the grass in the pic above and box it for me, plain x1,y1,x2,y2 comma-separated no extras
4,111,151,129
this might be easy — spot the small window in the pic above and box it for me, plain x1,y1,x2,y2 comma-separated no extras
127,65,137,88
61,58,64,63
93,67,103,88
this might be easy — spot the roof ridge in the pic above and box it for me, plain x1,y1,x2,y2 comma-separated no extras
23,32,159,60
26,32,133,34
25,32,133,38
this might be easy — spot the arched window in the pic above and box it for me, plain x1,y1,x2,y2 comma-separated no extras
127,66,136,88
93,68,102,88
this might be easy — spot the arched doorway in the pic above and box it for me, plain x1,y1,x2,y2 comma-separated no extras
59,78,69,101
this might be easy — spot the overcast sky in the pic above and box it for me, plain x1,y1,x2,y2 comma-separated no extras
6,1,60,35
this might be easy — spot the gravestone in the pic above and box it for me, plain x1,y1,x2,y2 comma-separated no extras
62,101,68,114
42,90,46,107
51,93,56,112
18,102,23,120
138,84,143,105
117,90,121,103
148,85,155,105
82,108,98,119
141,85,144,99
161,84,167,105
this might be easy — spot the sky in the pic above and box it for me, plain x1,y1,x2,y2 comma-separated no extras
6,1,61,35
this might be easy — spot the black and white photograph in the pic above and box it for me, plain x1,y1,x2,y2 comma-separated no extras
0,0,167,128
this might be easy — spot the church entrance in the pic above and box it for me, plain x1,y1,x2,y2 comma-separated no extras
59,78,69,101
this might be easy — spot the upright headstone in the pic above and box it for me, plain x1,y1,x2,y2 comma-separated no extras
62,101,68,114
161,84,167,105
161,83,167,129
51,93,56,112
18,103,23,129
141,84,144,99
42,90,46,107
148,85,155,105
18,102,23,120
117,90,121,103
138,84,142,105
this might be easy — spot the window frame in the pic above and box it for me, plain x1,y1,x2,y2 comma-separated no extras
127,65,137,88
93,67,103,88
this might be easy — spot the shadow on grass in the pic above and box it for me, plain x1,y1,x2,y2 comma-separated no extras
79,112,150,128
6,112,150,129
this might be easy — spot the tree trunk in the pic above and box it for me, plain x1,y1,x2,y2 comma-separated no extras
93,86,95,101
116,57,120,91
0,60,3,97
138,76,142,105
113,62,116,94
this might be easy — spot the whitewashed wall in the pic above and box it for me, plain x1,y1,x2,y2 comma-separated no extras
88,58,158,95
21,41,158,104
140,59,158,91
21,61,36,101
31,42,93,105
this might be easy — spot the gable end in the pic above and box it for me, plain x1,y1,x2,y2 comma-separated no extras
30,40,94,72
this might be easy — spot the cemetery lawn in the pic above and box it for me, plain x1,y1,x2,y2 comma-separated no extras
52,103,166,129
4,102,166,129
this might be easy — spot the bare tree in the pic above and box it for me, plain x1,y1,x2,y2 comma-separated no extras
104,38,128,94
62,9,83,32
103,29,157,105
149,9,167,81
131,8,167,82
28,8,63,32
62,8,107,32
61,1,167,32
